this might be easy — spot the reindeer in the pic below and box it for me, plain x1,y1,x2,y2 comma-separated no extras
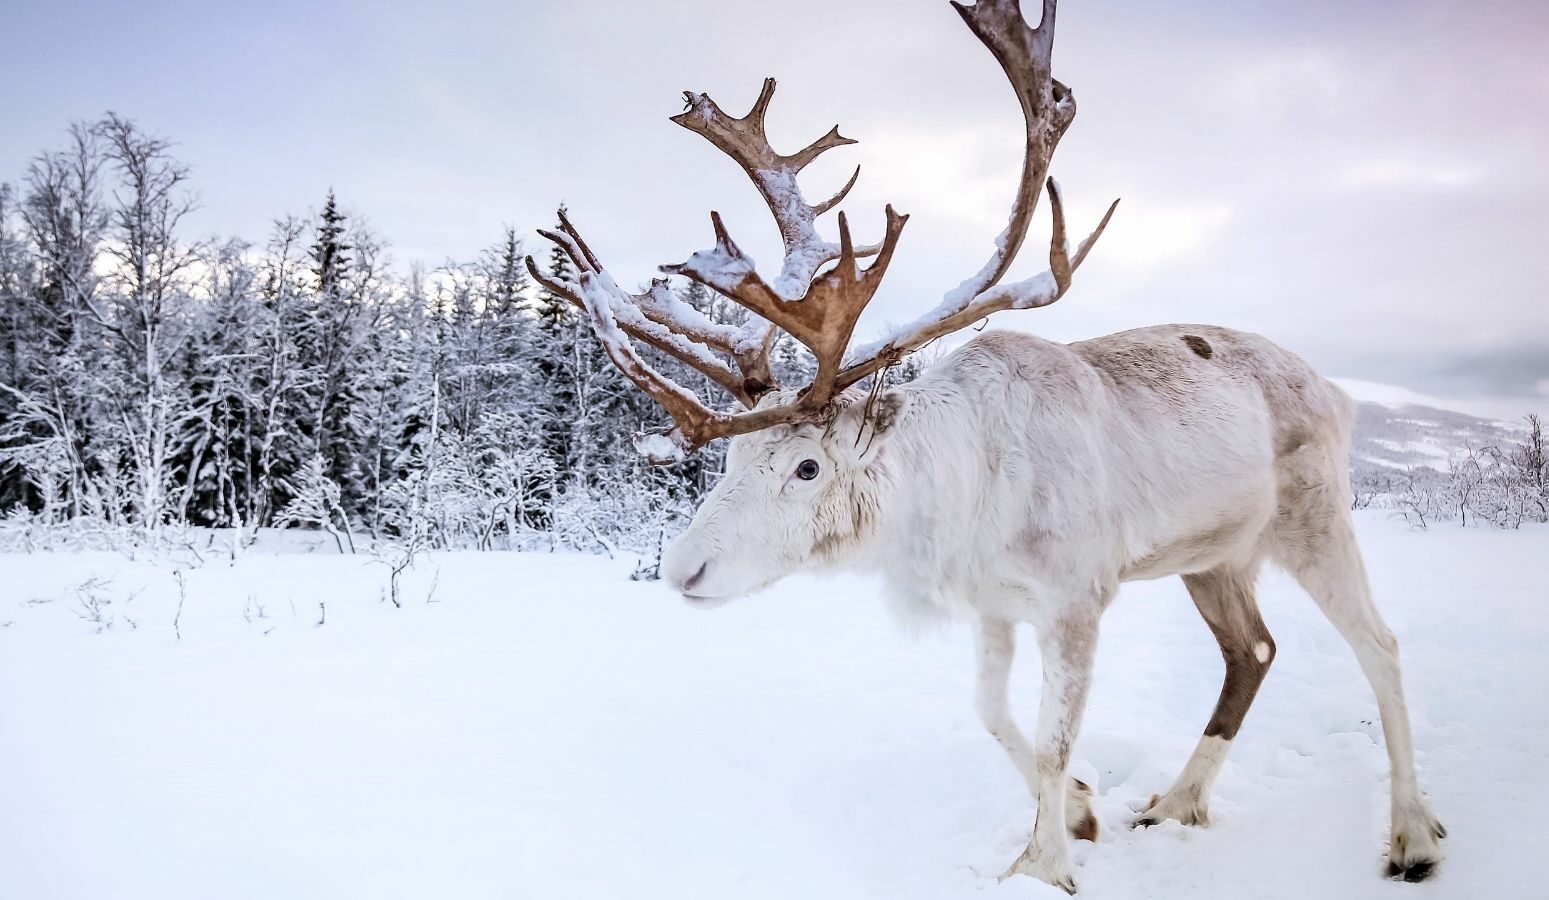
528,0,1446,891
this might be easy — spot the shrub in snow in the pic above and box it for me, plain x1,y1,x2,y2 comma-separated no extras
274,455,356,553
1350,417,1549,530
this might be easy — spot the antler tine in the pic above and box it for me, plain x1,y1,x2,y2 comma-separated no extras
534,225,593,277
1047,178,1073,294
555,207,603,273
835,0,1119,392
804,206,909,402
944,0,1072,306
527,221,755,405
813,164,862,217
524,247,738,463
1040,178,1119,296
665,204,909,406
630,274,779,399
669,77,879,301
523,242,834,462
1071,194,1120,270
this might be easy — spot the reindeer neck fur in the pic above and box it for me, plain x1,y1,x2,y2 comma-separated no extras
833,332,1111,623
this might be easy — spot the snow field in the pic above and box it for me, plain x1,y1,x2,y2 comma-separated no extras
1,512,1545,899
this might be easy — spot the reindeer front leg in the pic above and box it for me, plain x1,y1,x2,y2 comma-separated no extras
1001,612,1100,894
975,617,1099,843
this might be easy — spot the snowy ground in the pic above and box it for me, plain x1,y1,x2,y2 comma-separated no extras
2,513,1546,900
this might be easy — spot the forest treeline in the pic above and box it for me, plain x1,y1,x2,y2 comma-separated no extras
1,116,1540,557
0,114,861,554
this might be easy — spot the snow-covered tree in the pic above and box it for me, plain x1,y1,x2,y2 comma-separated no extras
274,453,354,553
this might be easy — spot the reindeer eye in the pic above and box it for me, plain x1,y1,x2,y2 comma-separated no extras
795,459,821,481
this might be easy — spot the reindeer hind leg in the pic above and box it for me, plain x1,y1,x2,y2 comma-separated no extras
1136,562,1273,829
1272,471,1445,881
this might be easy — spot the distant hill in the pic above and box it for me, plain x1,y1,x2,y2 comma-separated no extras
1331,378,1527,476
1350,401,1520,473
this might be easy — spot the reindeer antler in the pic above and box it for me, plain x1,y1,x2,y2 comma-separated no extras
531,76,905,461
531,0,1115,463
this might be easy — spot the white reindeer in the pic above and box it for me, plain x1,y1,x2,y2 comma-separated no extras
529,0,1446,891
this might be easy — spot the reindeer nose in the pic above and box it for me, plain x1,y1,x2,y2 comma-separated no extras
682,560,709,593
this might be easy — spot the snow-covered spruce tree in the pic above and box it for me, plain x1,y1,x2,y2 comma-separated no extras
369,230,562,549
439,231,539,438
487,227,529,319
249,216,316,526
351,264,424,540
0,183,39,512
176,238,263,527
418,231,556,544
477,230,557,536
297,191,373,519
531,208,580,488
532,207,575,335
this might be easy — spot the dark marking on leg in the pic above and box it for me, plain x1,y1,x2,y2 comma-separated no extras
1202,635,1275,738
1183,569,1275,740
1182,334,1213,359
1068,778,1099,841
1071,811,1098,842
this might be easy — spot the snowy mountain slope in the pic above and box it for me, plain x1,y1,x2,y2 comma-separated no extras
1350,400,1521,473
1334,378,1525,473
2,514,1546,900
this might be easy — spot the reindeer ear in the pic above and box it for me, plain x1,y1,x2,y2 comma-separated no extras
826,388,909,458
869,389,909,436
832,388,909,460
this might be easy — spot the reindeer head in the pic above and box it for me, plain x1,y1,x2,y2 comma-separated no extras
529,0,1117,604
660,388,910,604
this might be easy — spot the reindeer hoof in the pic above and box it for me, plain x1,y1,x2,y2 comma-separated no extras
1000,844,1078,894
1386,859,1437,883
1386,811,1445,883
1131,789,1209,829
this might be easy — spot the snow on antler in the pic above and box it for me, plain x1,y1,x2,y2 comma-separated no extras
667,79,878,302
534,0,1118,461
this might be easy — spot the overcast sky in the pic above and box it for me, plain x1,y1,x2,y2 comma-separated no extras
5,0,1546,417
